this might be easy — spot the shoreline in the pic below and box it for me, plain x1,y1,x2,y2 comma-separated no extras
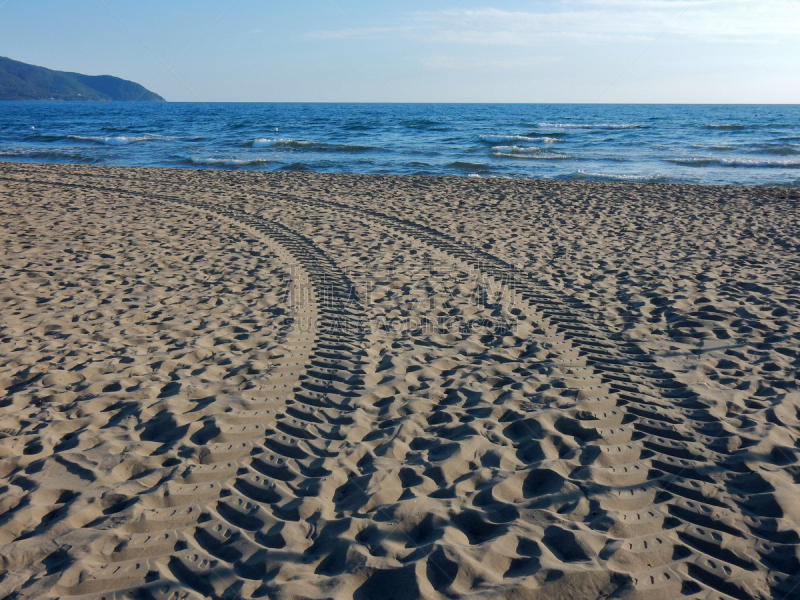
1,161,798,599
4,159,800,190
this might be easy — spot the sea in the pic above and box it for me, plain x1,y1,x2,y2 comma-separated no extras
1,103,799,186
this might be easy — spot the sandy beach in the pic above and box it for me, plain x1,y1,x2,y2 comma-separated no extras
1,161,799,600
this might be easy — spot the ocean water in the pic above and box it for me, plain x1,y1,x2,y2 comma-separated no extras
1,102,799,186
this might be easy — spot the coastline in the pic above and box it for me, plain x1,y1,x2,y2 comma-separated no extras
1,161,798,599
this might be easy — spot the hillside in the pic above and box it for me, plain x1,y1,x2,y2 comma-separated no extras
0,56,165,101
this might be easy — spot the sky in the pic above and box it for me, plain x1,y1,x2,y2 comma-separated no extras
0,0,799,103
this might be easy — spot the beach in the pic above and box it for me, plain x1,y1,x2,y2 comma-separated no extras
1,161,799,599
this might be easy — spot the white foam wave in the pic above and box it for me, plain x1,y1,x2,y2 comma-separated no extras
491,145,571,160
690,144,736,151
575,170,666,181
187,157,271,167
68,134,163,146
538,123,644,130
724,158,800,168
480,134,561,144
251,138,375,154
666,157,800,168
702,124,748,130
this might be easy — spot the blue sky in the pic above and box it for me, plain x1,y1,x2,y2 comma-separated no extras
1,0,799,102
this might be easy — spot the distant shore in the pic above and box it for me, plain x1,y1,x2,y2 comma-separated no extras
1,161,798,599
0,55,166,101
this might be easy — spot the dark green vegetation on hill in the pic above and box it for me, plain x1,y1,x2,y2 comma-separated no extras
0,56,165,101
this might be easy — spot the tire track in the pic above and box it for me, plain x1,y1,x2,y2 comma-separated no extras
0,176,369,599
1,170,795,598
261,188,787,599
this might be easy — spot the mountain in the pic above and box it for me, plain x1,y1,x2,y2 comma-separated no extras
0,56,165,102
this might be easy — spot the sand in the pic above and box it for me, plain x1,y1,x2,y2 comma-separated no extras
0,161,798,600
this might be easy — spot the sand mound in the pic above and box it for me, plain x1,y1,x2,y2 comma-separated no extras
0,163,799,599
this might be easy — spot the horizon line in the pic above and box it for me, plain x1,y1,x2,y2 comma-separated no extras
4,100,799,106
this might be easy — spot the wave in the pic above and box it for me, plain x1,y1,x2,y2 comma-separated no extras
569,170,670,183
701,124,748,131
691,144,736,151
524,130,569,138
760,146,800,156
26,133,68,142
491,145,572,160
665,157,800,169
479,134,561,144
0,148,99,163
281,162,310,171
688,143,799,156
68,134,165,146
180,157,273,167
447,161,493,173
537,122,648,130
250,138,375,153
252,138,315,148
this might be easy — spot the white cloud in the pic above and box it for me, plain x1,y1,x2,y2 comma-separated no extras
310,1,800,45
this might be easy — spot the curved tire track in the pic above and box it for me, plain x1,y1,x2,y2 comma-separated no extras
0,176,369,599
1,171,795,599
264,188,787,600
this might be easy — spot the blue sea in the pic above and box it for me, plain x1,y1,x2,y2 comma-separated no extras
1,103,799,186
